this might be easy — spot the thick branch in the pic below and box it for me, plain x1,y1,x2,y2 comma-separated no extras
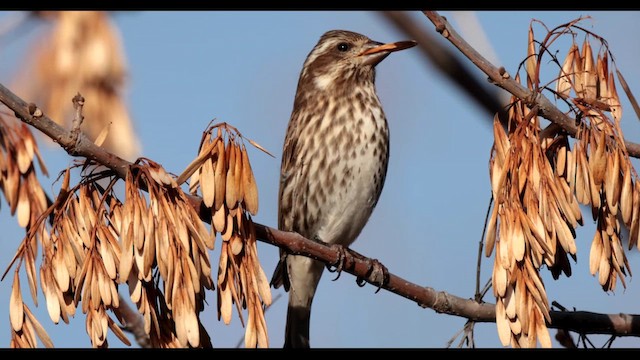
0,77,639,339
0,82,130,176
253,223,640,337
380,11,507,124
115,296,150,348
418,11,640,158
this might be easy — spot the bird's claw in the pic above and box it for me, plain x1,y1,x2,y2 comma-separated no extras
355,257,389,293
369,258,389,293
324,245,389,292
326,244,348,281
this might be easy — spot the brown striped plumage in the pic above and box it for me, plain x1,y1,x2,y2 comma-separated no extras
270,30,415,348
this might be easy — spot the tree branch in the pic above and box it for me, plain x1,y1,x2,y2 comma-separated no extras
417,11,640,158
70,93,85,147
0,82,130,174
380,11,508,124
254,224,640,337
0,81,639,342
114,295,150,348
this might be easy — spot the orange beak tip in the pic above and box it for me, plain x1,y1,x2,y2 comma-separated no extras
396,40,418,49
360,40,418,56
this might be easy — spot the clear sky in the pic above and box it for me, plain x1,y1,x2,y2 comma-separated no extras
0,10,639,348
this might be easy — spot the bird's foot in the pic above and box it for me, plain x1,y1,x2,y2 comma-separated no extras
352,251,389,293
326,243,349,281
324,245,389,293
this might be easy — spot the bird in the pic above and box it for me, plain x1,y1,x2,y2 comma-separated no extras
270,30,416,348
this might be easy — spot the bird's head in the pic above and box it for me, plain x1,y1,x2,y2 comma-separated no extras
298,30,416,92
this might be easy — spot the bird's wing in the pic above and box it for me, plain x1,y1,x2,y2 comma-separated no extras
271,119,305,291
278,128,300,232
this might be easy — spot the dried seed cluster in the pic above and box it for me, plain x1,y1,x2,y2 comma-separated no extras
6,121,270,348
8,168,129,348
9,273,53,348
487,20,631,348
0,115,49,236
0,115,51,348
16,11,139,160
121,159,213,348
184,123,272,348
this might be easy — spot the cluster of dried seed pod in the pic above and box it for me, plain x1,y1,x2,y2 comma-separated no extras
556,37,621,122
9,272,53,348
15,11,140,160
48,175,129,347
5,119,270,348
183,123,272,348
3,10,273,347
0,115,54,348
0,115,49,243
7,168,130,348
550,32,631,292
121,159,213,348
565,125,632,291
487,20,632,348
489,108,558,348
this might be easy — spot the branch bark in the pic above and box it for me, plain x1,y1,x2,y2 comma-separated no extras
380,11,508,124
114,295,150,348
1,81,640,341
416,10,640,158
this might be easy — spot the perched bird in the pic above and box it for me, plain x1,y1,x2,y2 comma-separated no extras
270,30,416,348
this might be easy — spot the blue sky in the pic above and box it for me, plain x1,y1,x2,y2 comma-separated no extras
0,11,639,348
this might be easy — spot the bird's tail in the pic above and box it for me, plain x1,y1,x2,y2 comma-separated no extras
270,250,289,290
277,254,325,348
284,304,312,348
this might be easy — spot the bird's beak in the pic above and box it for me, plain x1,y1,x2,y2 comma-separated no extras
358,40,417,66
359,40,418,56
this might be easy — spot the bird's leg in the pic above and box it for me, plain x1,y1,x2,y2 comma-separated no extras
348,248,389,293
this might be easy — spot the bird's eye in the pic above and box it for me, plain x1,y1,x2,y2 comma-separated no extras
337,42,350,52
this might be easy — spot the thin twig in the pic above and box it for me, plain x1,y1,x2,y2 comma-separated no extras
616,69,640,122
475,195,492,302
116,294,150,348
70,93,85,148
234,293,284,348
604,335,616,349
445,326,465,348
461,321,475,348
581,333,596,348
421,11,640,158
479,278,492,299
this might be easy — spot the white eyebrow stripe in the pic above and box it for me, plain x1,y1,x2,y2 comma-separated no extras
301,38,339,75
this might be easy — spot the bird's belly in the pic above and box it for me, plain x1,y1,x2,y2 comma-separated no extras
314,148,385,247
